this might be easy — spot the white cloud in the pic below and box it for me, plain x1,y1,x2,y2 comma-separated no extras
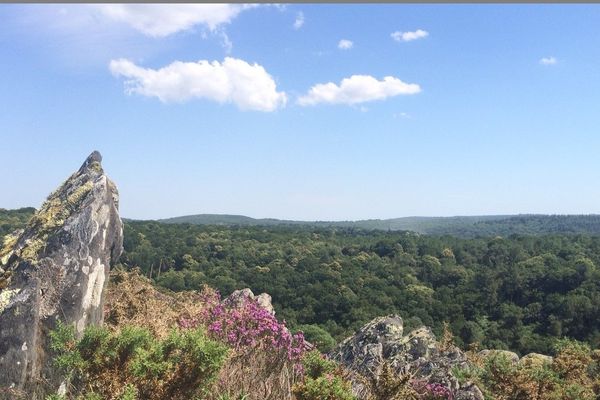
293,12,304,29
338,39,353,50
109,57,287,112
298,75,421,106
94,4,255,37
539,56,557,65
391,29,429,42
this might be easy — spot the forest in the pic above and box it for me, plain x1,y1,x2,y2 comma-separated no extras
3,207,600,355
160,213,600,237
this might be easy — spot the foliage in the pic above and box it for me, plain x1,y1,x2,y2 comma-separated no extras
296,324,336,353
178,289,305,364
49,321,228,400
293,350,356,400
368,362,419,400
0,207,35,237
158,213,600,237
116,220,600,355
6,208,600,354
454,338,600,400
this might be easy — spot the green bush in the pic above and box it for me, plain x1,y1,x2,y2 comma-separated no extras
302,349,338,379
296,324,337,353
293,350,355,400
50,321,229,400
294,375,355,400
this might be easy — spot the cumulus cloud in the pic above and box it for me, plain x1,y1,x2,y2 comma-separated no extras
293,12,304,29
539,56,557,65
338,39,353,50
391,29,429,42
298,75,421,106
109,57,287,112
94,4,255,37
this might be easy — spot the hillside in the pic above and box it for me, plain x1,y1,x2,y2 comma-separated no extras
7,209,600,238
4,154,600,400
159,213,600,237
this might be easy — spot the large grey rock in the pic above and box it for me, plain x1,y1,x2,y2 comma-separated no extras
0,151,123,398
329,315,479,400
330,315,404,377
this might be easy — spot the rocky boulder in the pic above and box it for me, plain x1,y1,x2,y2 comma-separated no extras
478,349,520,364
223,288,275,315
330,315,482,400
0,151,123,398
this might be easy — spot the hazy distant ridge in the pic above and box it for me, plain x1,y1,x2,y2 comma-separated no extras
157,213,600,237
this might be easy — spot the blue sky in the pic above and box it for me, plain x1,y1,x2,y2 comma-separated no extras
1,4,599,220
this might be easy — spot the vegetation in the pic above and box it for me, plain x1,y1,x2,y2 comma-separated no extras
293,350,356,400
455,338,600,400
4,207,600,355
49,321,228,400
0,207,34,237
159,213,600,237
116,220,600,355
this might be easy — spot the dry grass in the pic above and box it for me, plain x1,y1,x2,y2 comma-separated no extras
104,268,208,337
105,268,301,400
211,345,298,400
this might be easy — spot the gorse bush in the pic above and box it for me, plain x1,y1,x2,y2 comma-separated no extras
50,321,228,400
294,375,356,400
293,350,356,400
453,338,600,400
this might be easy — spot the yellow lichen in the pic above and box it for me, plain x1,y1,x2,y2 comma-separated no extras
0,288,20,314
0,233,18,265
0,166,98,291
19,238,45,262
66,180,93,209
13,179,94,264
88,161,103,173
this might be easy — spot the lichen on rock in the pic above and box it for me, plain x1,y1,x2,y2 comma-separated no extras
0,288,20,314
0,151,123,399
329,314,481,400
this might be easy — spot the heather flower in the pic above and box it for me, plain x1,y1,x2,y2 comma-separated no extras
412,379,453,400
178,289,308,368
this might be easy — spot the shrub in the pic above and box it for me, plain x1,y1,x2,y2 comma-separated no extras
296,324,336,353
302,350,338,380
294,375,356,400
179,290,306,365
50,321,228,400
293,350,355,400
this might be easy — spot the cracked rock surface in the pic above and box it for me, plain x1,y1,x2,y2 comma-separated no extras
329,314,484,400
0,151,123,399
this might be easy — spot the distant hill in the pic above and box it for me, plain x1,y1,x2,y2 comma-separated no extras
4,209,600,238
158,213,600,237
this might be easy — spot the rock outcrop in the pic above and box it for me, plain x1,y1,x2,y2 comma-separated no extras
0,151,123,398
330,315,484,400
223,288,275,315
478,349,520,364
